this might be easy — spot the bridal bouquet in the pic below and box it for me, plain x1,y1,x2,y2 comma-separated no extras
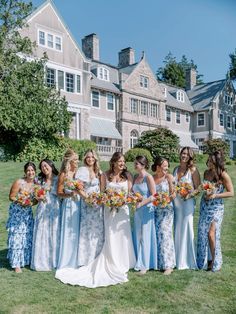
64,178,84,194
126,192,143,210
175,182,195,200
85,192,106,207
152,192,171,208
33,184,49,202
199,181,216,195
16,190,33,207
103,188,126,212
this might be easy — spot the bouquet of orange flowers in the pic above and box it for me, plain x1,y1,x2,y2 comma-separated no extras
33,184,49,202
103,188,126,212
16,190,33,207
152,192,171,208
199,181,216,195
85,191,106,207
64,178,84,194
126,192,143,210
175,181,194,200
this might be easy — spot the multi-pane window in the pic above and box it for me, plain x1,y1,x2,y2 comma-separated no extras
58,70,64,90
92,91,99,108
55,36,62,51
196,138,205,151
46,68,56,87
224,94,233,105
227,116,231,128
66,73,74,93
47,34,53,48
130,130,139,148
150,103,157,117
176,111,180,124
197,113,205,126
186,112,190,122
130,98,138,114
76,75,81,93
39,31,45,45
177,91,184,102
107,94,114,110
140,101,148,115
140,75,149,88
163,87,167,97
98,67,109,81
220,113,224,126
166,108,171,122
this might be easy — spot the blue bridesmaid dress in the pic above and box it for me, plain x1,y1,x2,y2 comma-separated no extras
154,178,176,270
31,176,61,270
57,174,81,269
133,175,157,271
173,168,197,270
77,167,104,266
6,179,34,268
197,184,224,272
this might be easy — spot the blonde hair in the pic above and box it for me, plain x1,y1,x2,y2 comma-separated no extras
83,149,101,177
60,149,78,174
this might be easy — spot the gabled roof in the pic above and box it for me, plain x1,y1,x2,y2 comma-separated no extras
118,63,138,75
26,0,88,61
187,79,226,111
159,83,194,112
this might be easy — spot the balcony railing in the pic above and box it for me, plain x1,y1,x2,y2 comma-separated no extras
96,144,122,154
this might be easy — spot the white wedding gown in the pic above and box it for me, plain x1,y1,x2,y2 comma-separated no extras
55,180,136,288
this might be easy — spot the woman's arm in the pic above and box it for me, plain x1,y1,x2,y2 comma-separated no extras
207,171,234,200
192,166,201,189
9,180,20,202
57,172,76,198
127,172,133,193
136,175,155,207
166,174,176,200
100,173,107,192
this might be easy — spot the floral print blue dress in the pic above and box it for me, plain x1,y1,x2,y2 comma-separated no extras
133,175,157,271
154,178,176,270
6,179,34,268
197,184,224,272
77,167,104,266
31,176,61,271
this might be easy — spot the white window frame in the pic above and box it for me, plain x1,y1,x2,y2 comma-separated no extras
130,98,138,114
98,67,109,81
107,93,114,111
177,90,184,102
197,113,205,127
46,67,56,87
91,90,100,108
166,107,171,122
163,87,167,98
130,130,139,148
150,103,157,118
140,75,149,88
185,112,190,123
38,28,63,52
140,101,148,115
219,112,224,127
176,110,181,124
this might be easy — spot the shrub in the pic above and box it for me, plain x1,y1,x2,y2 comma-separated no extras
203,138,230,159
195,153,208,164
124,148,153,164
63,138,97,159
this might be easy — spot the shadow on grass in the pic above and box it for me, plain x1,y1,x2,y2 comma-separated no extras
0,249,11,270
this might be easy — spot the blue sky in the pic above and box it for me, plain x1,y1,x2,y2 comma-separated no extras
31,0,236,83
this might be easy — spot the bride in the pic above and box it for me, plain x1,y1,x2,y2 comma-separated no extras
55,152,136,288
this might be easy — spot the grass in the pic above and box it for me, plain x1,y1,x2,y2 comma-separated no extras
0,161,236,314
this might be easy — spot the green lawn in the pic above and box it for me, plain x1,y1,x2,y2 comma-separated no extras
0,162,235,314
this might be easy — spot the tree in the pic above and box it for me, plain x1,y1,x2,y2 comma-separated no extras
0,0,71,157
156,52,204,88
203,138,230,159
229,49,236,81
135,127,180,161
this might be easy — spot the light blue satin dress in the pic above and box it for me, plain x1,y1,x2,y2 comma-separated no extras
173,168,197,270
133,175,157,271
197,184,224,272
155,178,176,270
57,173,81,269
77,167,104,266
31,176,61,271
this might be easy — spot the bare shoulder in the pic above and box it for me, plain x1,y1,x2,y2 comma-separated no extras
166,173,174,181
221,171,231,181
127,171,133,181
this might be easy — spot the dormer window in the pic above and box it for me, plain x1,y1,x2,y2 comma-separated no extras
98,67,109,81
163,87,167,97
38,29,62,52
140,75,149,88
177,90,184,102
224,94,233,105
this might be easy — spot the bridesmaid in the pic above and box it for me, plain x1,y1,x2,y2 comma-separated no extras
57,149,81,269
173,147,200,270
31,159,61,271
152,157,176,275
6,162,35,273
132,155,157,275
77,150,104,266
197,150,234,272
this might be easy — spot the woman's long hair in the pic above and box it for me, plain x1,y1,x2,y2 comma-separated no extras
24,162,36,173
151,156,169,172
60,149,78,175
135,155,149,170
107,152,128,181
208,150,226,183
38,159,59,183
180,146,195,170
83,149,101,177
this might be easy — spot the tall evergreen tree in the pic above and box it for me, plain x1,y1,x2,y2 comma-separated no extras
229,49,236,81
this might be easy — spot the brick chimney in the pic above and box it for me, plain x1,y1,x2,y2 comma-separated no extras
82,33,99,61
118,47,135,68
185,68,197,90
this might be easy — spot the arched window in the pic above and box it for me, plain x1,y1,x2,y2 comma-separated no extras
130,130,139,148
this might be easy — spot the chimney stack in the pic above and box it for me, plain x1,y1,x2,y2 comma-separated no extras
82,33,99,61
118,47,135,68
185,68,197,90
